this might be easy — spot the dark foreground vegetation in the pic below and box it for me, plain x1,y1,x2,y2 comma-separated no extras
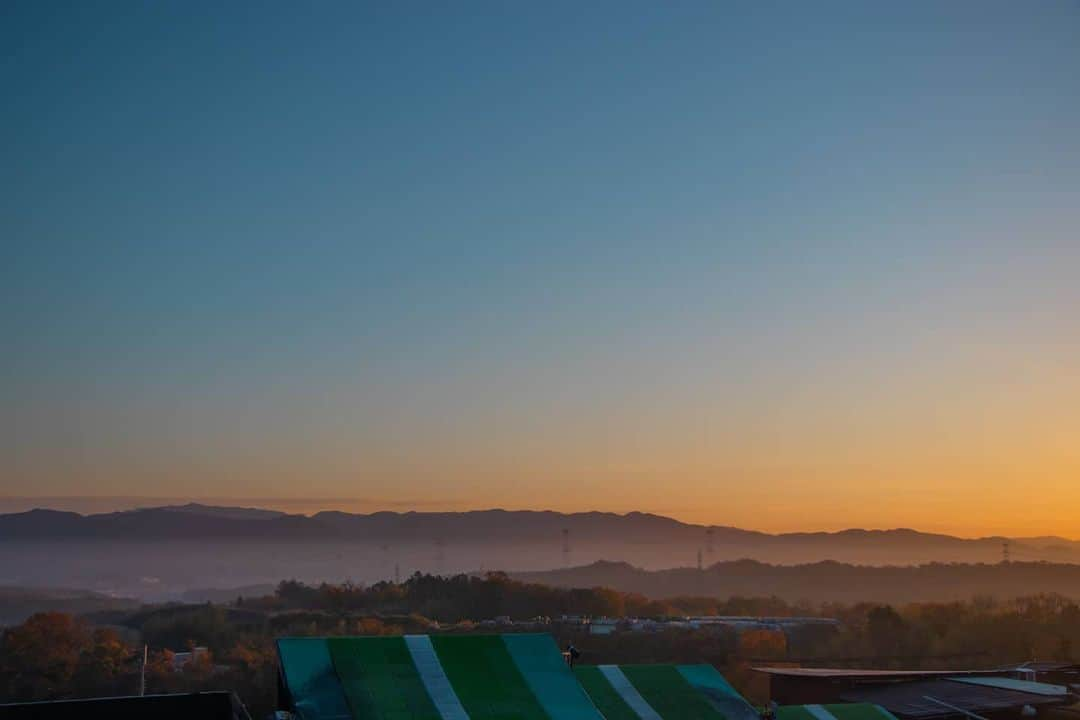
3,573,1079,717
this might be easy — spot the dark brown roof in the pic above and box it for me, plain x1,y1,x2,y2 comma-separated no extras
838,678,1071,719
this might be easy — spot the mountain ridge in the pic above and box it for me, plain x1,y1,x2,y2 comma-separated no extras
1,504,1076,552
3,505,1078,599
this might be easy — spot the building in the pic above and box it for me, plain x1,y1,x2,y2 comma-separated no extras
275,631,900,720
754,667,1074,720
277,633,607,720
171,645,209,671
0,691,251,720
589,618,618,635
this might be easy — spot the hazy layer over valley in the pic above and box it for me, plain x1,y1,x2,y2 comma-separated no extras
2,505,1077,600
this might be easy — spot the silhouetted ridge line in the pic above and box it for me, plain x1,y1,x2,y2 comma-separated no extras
1,506,1078,564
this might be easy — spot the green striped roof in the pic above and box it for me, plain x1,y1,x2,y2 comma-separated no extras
573,666,640,720
278,636,891,720
277,634,605,720
278,638,352,720
622,664,728,720
328,637,442,720
573,664,758,720
777,704,900,720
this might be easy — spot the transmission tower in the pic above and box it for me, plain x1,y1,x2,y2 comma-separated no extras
562,528,571,568
706,527,715,554
1002,540,1011,564
696,548,705,595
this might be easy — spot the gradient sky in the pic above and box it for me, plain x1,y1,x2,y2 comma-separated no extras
3,2,1078,537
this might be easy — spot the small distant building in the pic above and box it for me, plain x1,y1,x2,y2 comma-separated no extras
689,616,840,631
589,618,618,635
171,645,209,671
0,691,250,720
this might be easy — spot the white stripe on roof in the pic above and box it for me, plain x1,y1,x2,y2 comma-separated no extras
598,665,664,720
404,635,470,720
805,705,840,720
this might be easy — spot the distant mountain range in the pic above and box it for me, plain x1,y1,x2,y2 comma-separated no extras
513,559,1080,604
2,504,1080,602
2,503,1078,564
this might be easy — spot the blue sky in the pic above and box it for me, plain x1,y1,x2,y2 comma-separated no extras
2,2,1078,533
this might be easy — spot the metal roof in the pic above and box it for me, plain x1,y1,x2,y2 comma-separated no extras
1011,661,1080,672
279,634,608,720
837,678,1070,719
778,703,899,720
753,668,1001,679
948,676,1069,696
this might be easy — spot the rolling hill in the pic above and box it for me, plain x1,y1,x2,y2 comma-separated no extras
1,505,1077,599
513,559,1080,604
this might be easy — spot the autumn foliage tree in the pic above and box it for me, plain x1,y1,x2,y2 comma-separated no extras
0,612,136,701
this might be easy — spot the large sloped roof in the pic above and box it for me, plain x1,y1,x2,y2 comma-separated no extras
278,633,916,720
574,663,759,720
277,634,604,720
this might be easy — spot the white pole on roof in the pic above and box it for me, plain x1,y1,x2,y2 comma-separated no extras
139,644,147,696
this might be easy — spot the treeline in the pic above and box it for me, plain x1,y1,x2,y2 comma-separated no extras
251,574,1080,667
0,611,279,718
4,573,1080,715
256,571,787,620
516,559,1080,604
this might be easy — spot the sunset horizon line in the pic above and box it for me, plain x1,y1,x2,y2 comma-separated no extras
3,495,1076,542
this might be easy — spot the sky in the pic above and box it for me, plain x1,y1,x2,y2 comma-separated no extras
2,2,1078,537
